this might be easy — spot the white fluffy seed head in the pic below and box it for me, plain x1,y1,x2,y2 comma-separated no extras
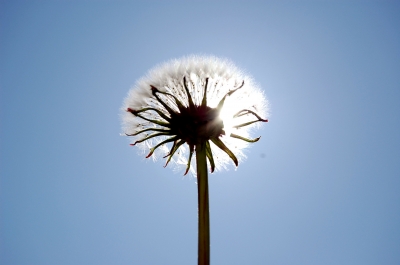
122,55,269,175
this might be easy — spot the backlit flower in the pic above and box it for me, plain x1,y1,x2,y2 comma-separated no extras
121,55,268,175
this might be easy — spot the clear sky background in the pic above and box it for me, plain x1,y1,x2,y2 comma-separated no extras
1,1,399,265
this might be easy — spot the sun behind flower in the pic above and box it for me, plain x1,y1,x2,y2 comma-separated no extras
122,55,268,175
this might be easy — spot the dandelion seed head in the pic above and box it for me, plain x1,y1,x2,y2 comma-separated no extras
122,55,269,175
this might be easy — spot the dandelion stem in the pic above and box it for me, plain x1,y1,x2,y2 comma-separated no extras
196,141,210,265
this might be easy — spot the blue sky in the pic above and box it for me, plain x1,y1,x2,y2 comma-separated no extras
1,1,399,264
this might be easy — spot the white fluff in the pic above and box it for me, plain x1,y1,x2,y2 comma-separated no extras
121,55,269,175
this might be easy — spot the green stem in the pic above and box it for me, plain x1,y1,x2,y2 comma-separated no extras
196,142,210,265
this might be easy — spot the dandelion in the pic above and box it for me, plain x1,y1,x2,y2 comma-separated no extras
121,55,268,265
